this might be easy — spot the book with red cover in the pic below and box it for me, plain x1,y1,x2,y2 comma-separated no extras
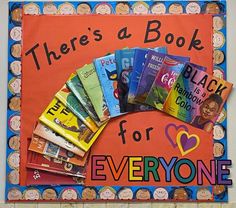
26,169,84,185
26,151,86,178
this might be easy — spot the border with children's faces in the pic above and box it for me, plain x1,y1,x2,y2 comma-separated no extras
6,0,228,202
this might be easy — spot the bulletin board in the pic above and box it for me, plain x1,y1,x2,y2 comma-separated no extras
6,0,229,202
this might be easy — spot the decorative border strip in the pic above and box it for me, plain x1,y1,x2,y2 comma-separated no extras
6,0,227,202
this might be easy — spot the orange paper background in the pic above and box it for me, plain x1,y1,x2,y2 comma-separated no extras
21,15,213,185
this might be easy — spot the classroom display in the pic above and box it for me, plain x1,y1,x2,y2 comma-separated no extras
6,0,231,202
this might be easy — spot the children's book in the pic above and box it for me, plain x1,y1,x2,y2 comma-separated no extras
26,169,84,186
66,74,101,126
115,48,141,112
135,52,190,103
77,64,110,122
145,56,186,110
33,122,86,157
39,98,106,152
163,63,233,132
56,83,98,132
27,151,86,178
94,54,120,117
29,135,89,166
128,47,167,104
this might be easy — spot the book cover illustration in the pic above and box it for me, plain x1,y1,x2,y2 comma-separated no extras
128,47,167,104
77,64,110,122
27,151,86,178
163,63,233,132
135,52,190,104
115,48,142,112
33,122,86,157
29,135,89,167
39,98,104,152
94,54,120,117
145,56,186,110
26,169,84,186
66,74,102,126
56,83,98,132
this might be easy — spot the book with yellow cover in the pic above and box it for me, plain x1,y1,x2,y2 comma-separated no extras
55,82,98,133
39,98,107,152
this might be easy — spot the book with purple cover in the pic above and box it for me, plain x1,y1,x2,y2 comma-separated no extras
128,47,167,104
135,51,190,103
145,56,186,110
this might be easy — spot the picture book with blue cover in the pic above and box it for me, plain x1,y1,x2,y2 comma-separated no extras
115,48,138,112
94,54,120,117
128,47,167,104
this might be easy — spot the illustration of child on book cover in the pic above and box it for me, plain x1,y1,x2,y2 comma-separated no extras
191,93,223,132
163,63,233,132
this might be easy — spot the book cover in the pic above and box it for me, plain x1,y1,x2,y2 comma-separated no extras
66,74,101,126
163,63,233,132
26,150,86,178
29,135,89,167
39,98,106,152
115,48,141,112
77,64,110,122
128,47,167,104
26,169,84,186
94,54,120,117
145,56,186,110
33,122,85,157
135,52,190,103
56,83,98,132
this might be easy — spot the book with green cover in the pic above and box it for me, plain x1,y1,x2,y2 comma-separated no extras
55,82,98,133
66,74,102,126
77,64,110,122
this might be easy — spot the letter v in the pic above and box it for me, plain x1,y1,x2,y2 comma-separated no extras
107,156,128,181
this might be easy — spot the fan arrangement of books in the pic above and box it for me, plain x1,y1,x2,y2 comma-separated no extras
27,47,232,184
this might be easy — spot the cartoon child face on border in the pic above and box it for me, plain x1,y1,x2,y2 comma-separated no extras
11,4,22,25
10,61,21,76
99,186,116,199
186,2,201,14
9,114,21,133
135,188,151,200
213,67,225,79
197,187,212,200
153,187,168,200
58,3,76,15
23,188,41,200
94,3,113,15
61,188,78,200
115,2,130,15
168,3,183,14
42,188,58,200
10,27,22,41
77,3,92,15
132,2,149,15
151,3,166,14
213,124,225,140
7,188,22,200
213,142,225,158
117,187,133,200
43,3,58,15
11,43,21,59
24,3,41,15
82,187,97,200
